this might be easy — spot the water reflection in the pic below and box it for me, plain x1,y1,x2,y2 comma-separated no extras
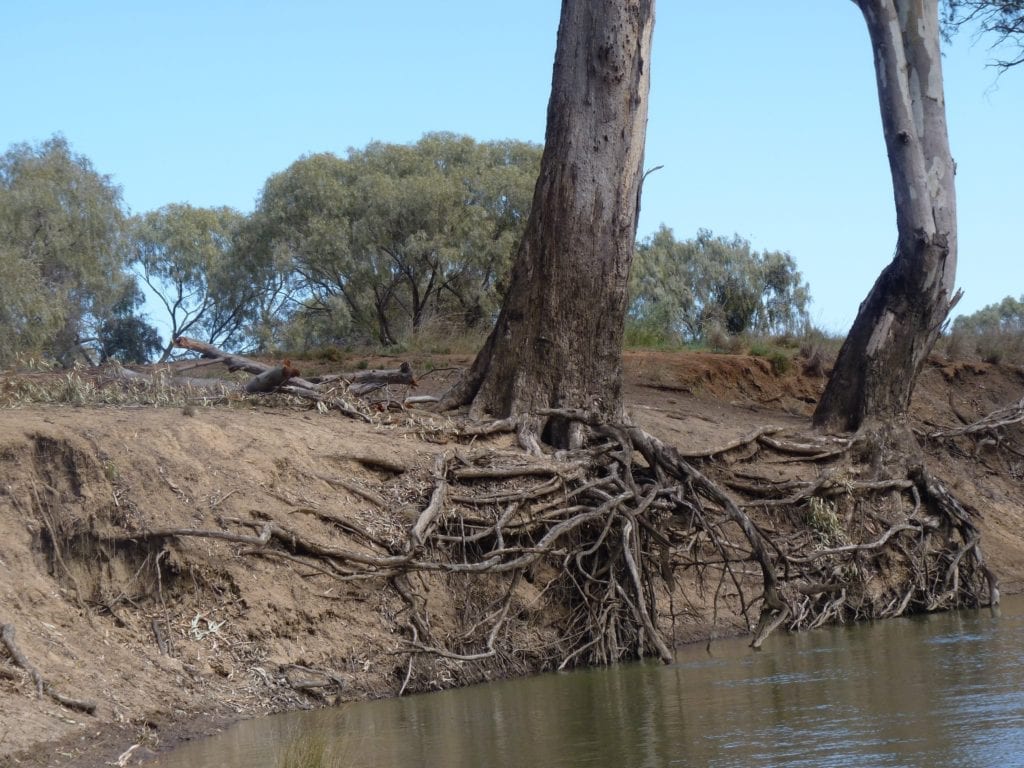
153,597,1024,767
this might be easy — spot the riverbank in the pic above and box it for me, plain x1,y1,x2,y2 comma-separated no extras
2,350,1021,767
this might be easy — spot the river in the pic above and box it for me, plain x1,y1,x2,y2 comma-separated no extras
154,596,1024,767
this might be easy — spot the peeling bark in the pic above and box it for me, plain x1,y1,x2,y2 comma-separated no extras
814,0,958,432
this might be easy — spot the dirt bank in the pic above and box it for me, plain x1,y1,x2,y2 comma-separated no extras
1,350,1021,767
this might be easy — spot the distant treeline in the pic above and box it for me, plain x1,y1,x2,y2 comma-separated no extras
0,131,878,366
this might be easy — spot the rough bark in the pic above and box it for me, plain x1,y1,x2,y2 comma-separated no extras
814,0,959,432
442,0,655,449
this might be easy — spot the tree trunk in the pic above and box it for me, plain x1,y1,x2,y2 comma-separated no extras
444,0,655,449
814,0,958,433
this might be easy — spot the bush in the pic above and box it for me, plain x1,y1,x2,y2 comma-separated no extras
748,342,792,375
949,295,1024,366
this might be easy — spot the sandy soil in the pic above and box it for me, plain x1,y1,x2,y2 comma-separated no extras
0,350,1021,767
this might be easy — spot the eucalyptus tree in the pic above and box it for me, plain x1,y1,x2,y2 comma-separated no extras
442,0,656,450
95,284,163,363
944,0,1024,69
952,294,1024,334
130,203,250,360
814,0,960,432
246,134,540,347
629,227,810,343
0,136,132,365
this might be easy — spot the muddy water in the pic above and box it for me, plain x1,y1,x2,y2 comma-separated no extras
155,597,1024,767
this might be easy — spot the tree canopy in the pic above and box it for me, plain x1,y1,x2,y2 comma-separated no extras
952,294,1024,334
629,226,810,344
0,136,139,366
130,203,250,361
242,133,541,349
0,131,821,365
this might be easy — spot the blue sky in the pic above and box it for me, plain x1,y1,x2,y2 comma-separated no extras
4,1,1022,333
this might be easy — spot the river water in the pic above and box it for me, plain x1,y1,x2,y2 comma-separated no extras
154,597,1024,767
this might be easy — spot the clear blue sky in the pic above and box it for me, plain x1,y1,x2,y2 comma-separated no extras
4,1,1021,333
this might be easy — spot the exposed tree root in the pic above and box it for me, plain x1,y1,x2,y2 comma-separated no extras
1,623,98,714
99,408,1000,683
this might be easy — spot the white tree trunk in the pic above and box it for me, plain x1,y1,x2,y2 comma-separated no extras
814,0,958,432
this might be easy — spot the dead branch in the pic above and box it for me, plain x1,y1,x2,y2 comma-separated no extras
928,396,1024,440
245,361,301,393
1,623,97,714
280,384,373,422
172,336,410,422
677,425,783,459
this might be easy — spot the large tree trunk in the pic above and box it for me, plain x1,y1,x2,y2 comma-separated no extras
443,0,655,449
814,0,959,433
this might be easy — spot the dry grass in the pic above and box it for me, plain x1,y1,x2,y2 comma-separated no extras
0,366,227,409
937,330,1024,366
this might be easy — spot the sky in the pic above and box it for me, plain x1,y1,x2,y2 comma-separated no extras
3,1,1022,334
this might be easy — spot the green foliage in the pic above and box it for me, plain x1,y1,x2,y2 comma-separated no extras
949,295,1024,365
628,227,811,345
0,135,133,366
243,132,541,350
805,497,845,546
97,285,162,363
749,342,793,375
130,203,249,359
952,295,1024,335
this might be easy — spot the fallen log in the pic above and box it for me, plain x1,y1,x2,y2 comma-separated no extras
173,337,321,391
245,361,301,393
172,337,415,414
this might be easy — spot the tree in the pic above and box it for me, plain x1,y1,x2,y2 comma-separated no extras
442,0,656,450
944,0,1024,69
0,136,132,365
96,285,163,364
813,0,959,433
952,294,1024,334
130,204,250,361
950,294,1024,362
629,226,810,343
244,135,540,348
